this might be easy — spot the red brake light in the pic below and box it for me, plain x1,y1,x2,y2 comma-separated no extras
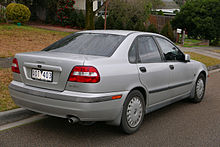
68,66,100,83
11,58,20,74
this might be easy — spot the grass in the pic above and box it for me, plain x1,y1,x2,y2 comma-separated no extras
176,38,209,48
183,38,208,48
184,52,220,67
213,50,220,53
0,24,72,57
0,68,18,111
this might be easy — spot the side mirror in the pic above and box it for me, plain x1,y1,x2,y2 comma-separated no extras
185,54,190,62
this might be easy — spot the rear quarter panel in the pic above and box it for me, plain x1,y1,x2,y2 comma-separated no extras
65,34,144,93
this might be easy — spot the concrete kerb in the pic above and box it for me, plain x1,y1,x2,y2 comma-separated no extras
0,108,38,126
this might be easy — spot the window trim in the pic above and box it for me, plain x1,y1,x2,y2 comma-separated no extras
153,36,186,62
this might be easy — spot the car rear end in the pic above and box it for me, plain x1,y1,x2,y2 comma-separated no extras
9,32,130,124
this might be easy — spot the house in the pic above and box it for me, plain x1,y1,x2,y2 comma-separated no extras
154,0,180,16
74,0,102,11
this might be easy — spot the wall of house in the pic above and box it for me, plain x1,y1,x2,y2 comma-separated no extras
74,0,98,11
74,0,86,10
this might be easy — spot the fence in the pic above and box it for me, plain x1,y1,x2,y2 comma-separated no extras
148,14,174,32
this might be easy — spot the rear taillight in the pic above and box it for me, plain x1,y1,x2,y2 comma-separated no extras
11,58,20,74
68,66,100,83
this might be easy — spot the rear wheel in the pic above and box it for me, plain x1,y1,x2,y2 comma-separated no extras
191,74,206,103
121,90,145,134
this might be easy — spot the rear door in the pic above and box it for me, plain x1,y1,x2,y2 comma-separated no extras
155,37,194,97
135,36,172,106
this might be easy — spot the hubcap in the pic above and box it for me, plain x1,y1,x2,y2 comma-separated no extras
126,97,143,128
196,78,204,99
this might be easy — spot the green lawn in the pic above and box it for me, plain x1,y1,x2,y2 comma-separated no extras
182,38,208,48
0,24,72,57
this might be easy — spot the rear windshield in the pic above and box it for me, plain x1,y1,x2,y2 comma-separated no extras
43,33,126,57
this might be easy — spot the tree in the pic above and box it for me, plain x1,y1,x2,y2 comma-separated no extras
147,24,158,33
105,0,151,31
87,0,162,30
161,22,174,41
85,0,94,29
85,0,110,29
171,0,220,44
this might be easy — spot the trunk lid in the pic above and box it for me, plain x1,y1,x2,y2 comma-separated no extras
16,51,85,91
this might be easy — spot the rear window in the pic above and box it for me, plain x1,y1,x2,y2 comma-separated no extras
43,33,126,57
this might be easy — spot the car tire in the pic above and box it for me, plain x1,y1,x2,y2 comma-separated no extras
120,90,145,134
190,74,206,103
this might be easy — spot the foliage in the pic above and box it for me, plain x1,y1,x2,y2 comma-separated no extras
157,10,164,15
161,22,174,41
77,10,85,28
106,0,150,31
147,24,158,33
88,0,162,29
173,0,185,7
57,0,76,26
151,0,164,9
56,0,85,28
0,5,6,22
6,3,31,23
95,16,104,29
171,0,220,43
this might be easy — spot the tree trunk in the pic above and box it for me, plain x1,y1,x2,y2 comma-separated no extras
85,0,94,30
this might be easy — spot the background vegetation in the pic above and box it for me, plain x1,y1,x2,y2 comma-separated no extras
6,3,31,23
172,0,220,45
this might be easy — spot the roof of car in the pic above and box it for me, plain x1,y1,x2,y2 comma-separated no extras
79,30,163,37
79,30,135,36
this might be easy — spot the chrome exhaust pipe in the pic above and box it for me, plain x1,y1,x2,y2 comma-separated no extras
67,116,79,124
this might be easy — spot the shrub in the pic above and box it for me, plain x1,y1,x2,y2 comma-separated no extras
76,10,85,28
57,0,85,28
6,3,31,23
134,20,146,31
157,10,164,16
161,22,174,41
107,0,150,31
95,16,104,29
147,24,158,33
57,0,75,26
0,5,7,23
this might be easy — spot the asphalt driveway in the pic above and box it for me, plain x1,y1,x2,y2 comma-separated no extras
0,71,220,147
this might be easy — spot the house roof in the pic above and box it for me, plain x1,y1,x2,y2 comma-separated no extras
159,0,179,9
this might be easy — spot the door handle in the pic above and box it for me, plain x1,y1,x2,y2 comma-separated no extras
139,67,147,73
169,65,174,70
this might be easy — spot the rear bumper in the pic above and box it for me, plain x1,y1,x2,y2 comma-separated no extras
9,81,129,122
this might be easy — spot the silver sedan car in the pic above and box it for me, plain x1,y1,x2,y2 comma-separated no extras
9,30,208,134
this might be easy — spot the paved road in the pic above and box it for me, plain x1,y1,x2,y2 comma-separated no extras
0,72,220,147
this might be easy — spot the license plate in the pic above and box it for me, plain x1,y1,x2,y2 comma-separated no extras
31,69,53,82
